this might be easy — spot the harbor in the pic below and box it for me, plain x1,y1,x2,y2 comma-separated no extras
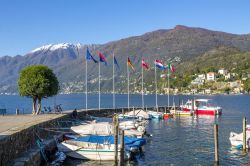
0,94,250,165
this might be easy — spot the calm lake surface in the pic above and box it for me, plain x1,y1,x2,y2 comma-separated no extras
1,94,250,165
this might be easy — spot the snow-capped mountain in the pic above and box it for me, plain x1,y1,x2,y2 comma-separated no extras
30,43,82,53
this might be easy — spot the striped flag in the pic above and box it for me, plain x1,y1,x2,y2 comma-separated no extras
142,59,150,70
168,63,175,72
127,57,135,71
154,60,166,70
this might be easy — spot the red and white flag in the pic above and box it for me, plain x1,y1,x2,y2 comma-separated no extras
142,59,150,70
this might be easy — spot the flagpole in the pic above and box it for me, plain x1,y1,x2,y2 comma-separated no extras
168,65,170,108
127,59,130,111
155,63,158,111
113,53,115,109
99,60,101,111
141,60,144,110
85,57,88,110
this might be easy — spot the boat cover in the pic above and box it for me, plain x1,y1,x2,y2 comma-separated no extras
74,135,146,147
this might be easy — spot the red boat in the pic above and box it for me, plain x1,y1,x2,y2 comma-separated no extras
181,99,222,115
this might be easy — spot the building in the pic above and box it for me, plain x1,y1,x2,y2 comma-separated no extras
205,89,211,94
198,74,206,80
228,80,242,88
207,72,215,81
225,73,231,80
218,69,228,75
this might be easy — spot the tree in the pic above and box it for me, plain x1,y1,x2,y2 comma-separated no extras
18,65,59,114
244,79,250,94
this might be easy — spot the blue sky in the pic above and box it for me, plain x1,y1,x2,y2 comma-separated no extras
1,0,250,56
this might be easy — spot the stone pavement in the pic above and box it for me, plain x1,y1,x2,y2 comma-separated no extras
0,114,67,136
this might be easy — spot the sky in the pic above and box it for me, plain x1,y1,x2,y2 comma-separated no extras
0,0,250,56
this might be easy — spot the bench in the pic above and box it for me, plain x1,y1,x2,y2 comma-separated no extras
0,108,7,116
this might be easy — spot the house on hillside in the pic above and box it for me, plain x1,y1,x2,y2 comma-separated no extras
218,69,228,75
225,73,231,80
206,72,215,81
205,89,211,94
198,74,206,80
228,80,242,88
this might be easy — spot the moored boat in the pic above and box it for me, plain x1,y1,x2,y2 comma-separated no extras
229,125,250,149
118,109,151,120
181,99,222,115
147,111,163,119
57,135,146,160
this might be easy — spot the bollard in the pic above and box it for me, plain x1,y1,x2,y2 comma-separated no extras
16,108,19,115
243,117,246,152
214,124,219,164
120,130,125,166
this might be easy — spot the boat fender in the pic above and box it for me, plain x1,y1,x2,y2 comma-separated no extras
137,126,145,132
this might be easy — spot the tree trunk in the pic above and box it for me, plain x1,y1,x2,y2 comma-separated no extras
32,97,37,114
36,97,41,115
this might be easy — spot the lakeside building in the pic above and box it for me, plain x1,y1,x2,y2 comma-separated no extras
191,74,206,85
225,73,231,80
218,69,228,75
206,72,215,81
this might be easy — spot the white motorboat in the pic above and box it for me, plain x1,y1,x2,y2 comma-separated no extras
119,109,151,120
147,111,163,119
229,125,250,148
70,121,145,138
57,135,146,160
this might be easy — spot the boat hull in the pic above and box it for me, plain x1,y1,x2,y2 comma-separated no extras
182,108,222,116
58,143,125,160
229,132,250,149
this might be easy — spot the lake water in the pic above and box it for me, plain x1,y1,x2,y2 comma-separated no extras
0,93,210,114
1,94,250,165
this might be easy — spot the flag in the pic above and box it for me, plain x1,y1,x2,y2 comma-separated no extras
155,60,166,70
168,63,175,72
98,52,107,65
127,57,135,71
142,59,150,70
86,48,98,63
114,55,119,69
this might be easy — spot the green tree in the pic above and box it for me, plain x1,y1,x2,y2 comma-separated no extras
18,65,59,114
244,79,250,94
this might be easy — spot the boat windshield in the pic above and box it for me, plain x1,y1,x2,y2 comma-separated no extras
195,100,214,107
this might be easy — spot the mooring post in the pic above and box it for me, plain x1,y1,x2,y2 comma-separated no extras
181,100,183,111
191,99,194,113
214,124,219,164
146,105,147,112
133,106,135,119
243,117,247,152
114,114,119,166
120,130,125,166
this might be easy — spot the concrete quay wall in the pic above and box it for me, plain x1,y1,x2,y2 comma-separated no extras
0,106,170,165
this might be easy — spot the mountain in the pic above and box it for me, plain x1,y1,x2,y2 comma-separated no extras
1,25,250,93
